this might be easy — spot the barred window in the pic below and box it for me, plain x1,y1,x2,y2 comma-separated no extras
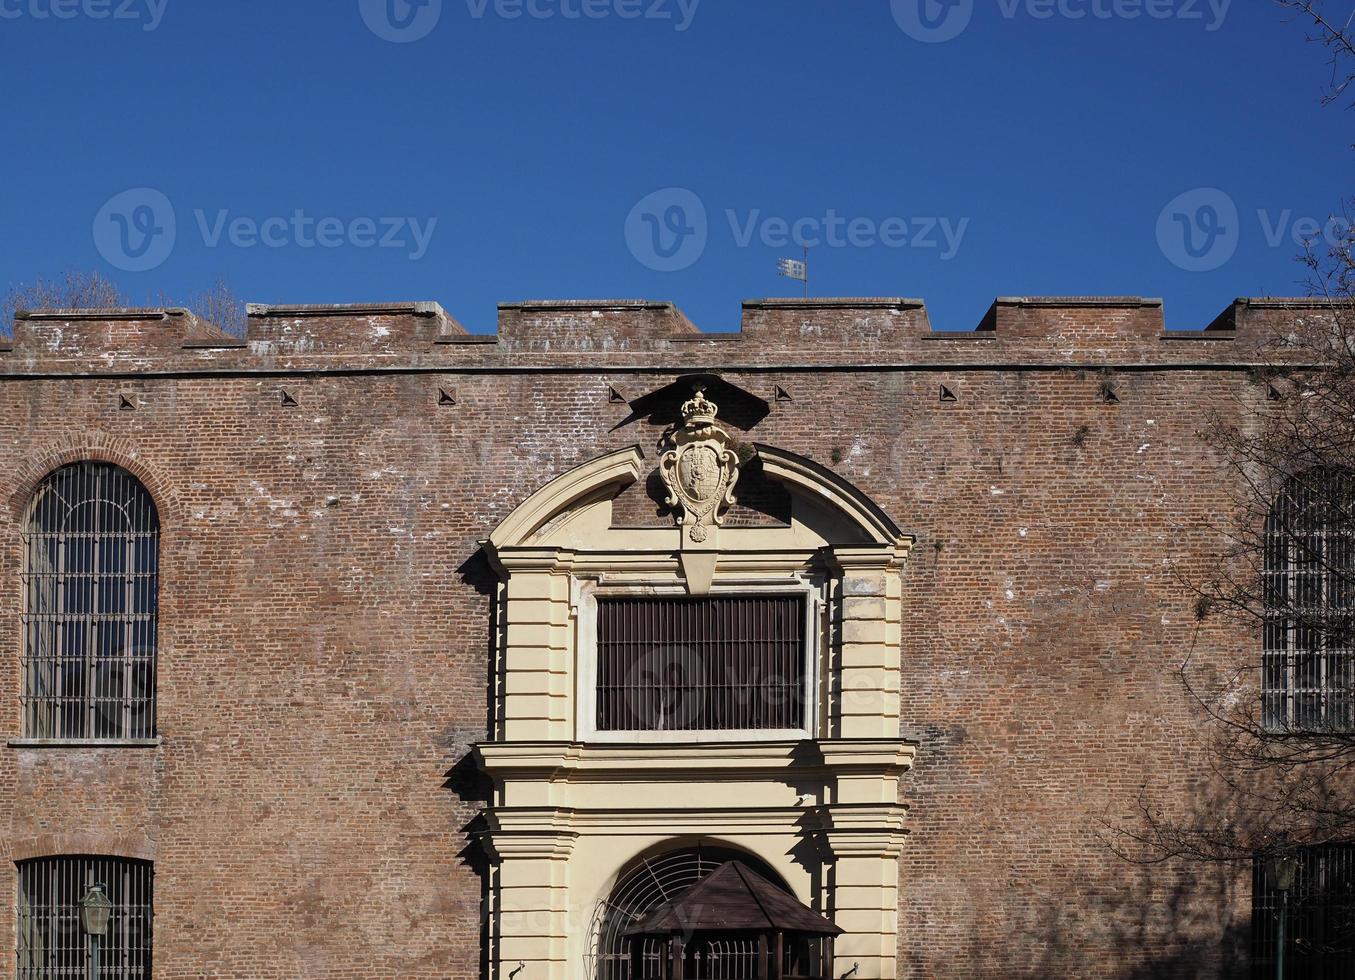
1253,844,1355,979
16,856,153,980
595,596,806,733
21,462,160,741
1263,469,1355,732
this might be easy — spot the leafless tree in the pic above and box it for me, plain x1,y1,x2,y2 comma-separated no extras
1277,1,1355,107
157,277,247,337
2,269,246,338
1097,19,1355,975
1105,225,1353,870
0,269,128,335
1100,208,1355,977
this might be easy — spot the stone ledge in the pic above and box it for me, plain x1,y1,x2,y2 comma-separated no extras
7,738,162,749
475,738,917,780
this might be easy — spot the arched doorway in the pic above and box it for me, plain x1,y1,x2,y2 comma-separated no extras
594,844,787,980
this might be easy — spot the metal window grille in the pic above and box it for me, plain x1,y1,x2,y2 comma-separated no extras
595,596,806,733
21,462,160,741
15,856,153,980
1263,469,1355,733
637,936,824,980
1252,844,1355,979
592,847,788,980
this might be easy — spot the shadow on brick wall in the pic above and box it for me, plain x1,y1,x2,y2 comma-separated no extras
913,859,1250,979
612,373,770,434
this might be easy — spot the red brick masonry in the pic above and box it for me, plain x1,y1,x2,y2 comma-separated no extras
0,296,1322,978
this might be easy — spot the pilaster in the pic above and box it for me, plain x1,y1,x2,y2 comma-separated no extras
828,546,905,740
493,547,577,741
480,808,578,977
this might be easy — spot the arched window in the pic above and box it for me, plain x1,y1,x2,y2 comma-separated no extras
1263,468,1355,732
592,845,788,980
21,462,159,741
16,855,153,979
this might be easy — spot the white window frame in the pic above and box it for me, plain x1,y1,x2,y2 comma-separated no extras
575,577,824,744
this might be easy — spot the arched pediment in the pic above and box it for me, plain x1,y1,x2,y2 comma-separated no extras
488,446,646,549
754,444,907,549
487,443,910,554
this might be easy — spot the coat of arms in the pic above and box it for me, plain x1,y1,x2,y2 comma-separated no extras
659,386,740,543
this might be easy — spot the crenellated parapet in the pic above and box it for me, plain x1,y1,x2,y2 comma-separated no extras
741,297,933,346
0,295,1341,372
12,307,235,355
976,296,1164,339
496,299,698,351
1203,296,1345,346
244,301,465,355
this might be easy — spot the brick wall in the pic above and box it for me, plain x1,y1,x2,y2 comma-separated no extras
0,296,1327,978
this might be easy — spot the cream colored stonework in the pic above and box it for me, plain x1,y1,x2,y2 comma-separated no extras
477,444,915,979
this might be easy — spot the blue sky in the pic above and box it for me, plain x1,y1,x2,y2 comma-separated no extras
0,0,1348,332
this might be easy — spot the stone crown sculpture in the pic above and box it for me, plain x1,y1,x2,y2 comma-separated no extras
658,386,741,543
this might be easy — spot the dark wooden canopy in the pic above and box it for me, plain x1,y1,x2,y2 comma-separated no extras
625,861,842,938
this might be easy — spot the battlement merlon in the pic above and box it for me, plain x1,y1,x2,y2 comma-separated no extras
0,296,1344,369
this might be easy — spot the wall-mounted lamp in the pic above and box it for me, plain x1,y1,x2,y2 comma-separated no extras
79,884,112,980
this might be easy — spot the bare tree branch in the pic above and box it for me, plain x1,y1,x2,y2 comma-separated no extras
1117,214,1355,866
1276,1,1355,106
2,270,247,338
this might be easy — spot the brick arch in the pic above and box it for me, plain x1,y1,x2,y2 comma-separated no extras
1,831,157,864
6,435,183,530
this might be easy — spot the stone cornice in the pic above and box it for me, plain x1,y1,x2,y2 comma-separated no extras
479,807,579,860
475,739,917,782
